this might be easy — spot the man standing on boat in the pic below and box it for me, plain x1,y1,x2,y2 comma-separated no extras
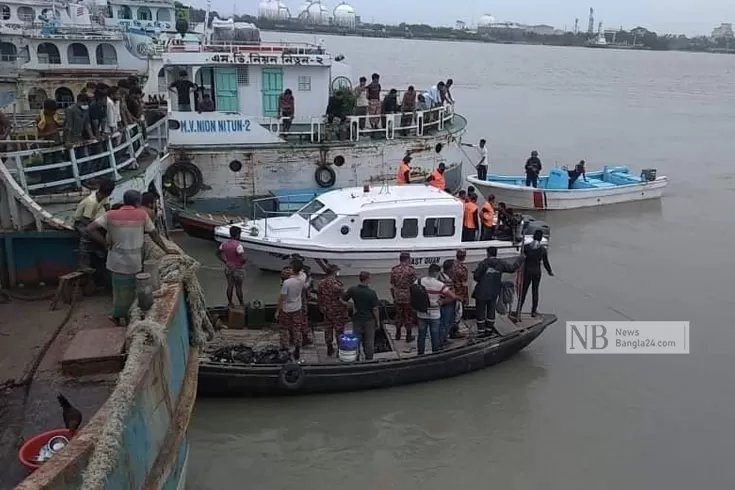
317,265,348,357
354,77,368,129
342,271,380,361
397,155,412,185
277,261,307,360
519,230,554,317
450,250,469,339
480,194,496,241
472,248,524,335
367,73,382,130
390,252,416,342
216,226,247,308
169,71,196,112
414,264,459,355
525,151,542,188
462,194,479,242
426,163,446,190
463,139,488,181
74,178,115,275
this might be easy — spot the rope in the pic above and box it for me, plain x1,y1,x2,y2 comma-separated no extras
80,237,213,490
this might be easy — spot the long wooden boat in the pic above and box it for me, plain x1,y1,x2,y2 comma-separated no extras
466,165,668,210
199,302,556,396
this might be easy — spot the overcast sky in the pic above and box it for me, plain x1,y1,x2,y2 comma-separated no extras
198,0,734,36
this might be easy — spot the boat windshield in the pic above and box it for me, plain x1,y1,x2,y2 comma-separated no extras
296,199,325,220
310,209,338,231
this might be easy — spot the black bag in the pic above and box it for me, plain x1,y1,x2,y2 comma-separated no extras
410,279,430,313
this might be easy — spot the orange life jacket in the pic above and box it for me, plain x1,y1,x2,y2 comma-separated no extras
463,201,478,229
429,169,445,190
397,161,410,185
481,202,494,227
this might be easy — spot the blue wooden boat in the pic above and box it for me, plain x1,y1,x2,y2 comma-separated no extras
466,166,668,210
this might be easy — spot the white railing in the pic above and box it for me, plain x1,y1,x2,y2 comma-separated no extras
0,117,168,195
164,40,325,55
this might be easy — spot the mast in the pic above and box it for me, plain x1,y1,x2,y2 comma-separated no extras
203,0,212,39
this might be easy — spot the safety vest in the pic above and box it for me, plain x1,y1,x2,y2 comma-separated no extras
481,202,494,227
429,169,445,190
397,162,410,185
463,201,478,229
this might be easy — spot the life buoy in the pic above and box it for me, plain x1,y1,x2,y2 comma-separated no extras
279,362,305,390
163,161,204,198
314,165,336,188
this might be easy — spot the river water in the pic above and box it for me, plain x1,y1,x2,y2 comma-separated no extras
183,33,735,489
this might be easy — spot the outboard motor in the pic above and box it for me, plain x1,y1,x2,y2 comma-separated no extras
641,168,657,182
522,214,551,239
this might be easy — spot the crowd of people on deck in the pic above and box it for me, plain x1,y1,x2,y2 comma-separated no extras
72,178,173,326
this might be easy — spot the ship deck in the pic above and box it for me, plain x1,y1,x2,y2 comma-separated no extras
0,293,120,489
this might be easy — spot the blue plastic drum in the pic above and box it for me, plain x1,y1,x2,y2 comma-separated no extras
338,333,359,362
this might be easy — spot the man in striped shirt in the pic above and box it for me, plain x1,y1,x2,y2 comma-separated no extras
87,190,177,325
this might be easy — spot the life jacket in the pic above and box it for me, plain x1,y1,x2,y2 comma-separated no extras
481,202,494,227
463,201,478,229
429,169,445,190
397,161,410,185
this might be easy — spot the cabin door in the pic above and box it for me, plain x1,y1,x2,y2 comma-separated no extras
261,68,283,117
214,67,239,112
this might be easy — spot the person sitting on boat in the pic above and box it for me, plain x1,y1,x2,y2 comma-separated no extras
462,194,479,242
397,155,412,185
426,163,447,190
472,248,525,336
277,260,307,361
519,230,554,318
217,226,247,308
414,263,459,355
198,93,215,113
168,70,196,112
381,88,399,129
567,160,588,189
278,89,295,133
317,265,348,357
390,252,417,342
480,194,496,241
525,151,542,188
342,271,380,361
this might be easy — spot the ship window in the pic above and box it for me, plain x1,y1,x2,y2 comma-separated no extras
0,5,9,21
237,67,249,85
95,43,118,65
156,9,171,22
17,6,34,22
0,42,16,62
297,76,311,92
37,42,61,64
55,87,74,109
310,209,337,231
117,6,132,19
423,217,455,238
401,218,418,238
67,43,90,64
361,219,396,240
137,7,152,21
297,199,325,220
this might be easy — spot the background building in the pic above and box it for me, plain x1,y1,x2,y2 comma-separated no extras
712,23,733,40
333,2,356,28
257,0,290,20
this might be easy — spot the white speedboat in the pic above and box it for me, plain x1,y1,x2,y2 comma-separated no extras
466,166,668,211
213,184,548,276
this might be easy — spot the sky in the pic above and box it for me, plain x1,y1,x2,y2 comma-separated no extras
198,0,735,36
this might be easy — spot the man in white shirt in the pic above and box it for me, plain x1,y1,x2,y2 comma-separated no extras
475,139,488,181
414,263,459,355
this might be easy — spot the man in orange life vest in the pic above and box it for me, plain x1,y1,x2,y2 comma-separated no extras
396,155,412,185
426,163,446,190
462,193,479,242
480,194,496,241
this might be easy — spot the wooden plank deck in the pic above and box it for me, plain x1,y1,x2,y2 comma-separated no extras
204,313,543,365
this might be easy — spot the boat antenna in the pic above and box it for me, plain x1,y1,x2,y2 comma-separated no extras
203,0,211,39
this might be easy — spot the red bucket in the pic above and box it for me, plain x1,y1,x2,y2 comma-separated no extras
18,429,74,472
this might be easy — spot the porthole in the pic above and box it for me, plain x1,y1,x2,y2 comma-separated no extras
435,143,443,153
340,226,349,235
333,155,345,167
229,160,242,172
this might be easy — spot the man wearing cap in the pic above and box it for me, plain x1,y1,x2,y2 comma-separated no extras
317,265,348,356
390,252,417,342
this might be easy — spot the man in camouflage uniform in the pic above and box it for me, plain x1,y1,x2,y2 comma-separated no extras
317,265,348,356
390,252,416,342
450,249,469,339
291,254,313,346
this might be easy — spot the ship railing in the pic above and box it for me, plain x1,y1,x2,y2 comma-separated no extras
164,40,325,56
0,117,168,196
252,193,360,240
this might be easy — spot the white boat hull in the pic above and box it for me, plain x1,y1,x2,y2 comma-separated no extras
217,237,537,276
466,175,668,210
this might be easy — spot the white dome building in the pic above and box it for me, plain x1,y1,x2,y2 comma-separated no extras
477,14,496,27
333,2,356,28
258,0,290,20
276,1,290,19
300,1,329,25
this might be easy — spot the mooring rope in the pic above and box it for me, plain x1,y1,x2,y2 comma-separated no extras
80,237,212,490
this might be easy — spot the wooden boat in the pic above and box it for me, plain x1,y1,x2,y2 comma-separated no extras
466,166,668,210
198,302,557,396
212,184,549,275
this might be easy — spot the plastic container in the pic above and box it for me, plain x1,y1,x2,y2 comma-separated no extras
338,333,359,362
18,429,74,472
